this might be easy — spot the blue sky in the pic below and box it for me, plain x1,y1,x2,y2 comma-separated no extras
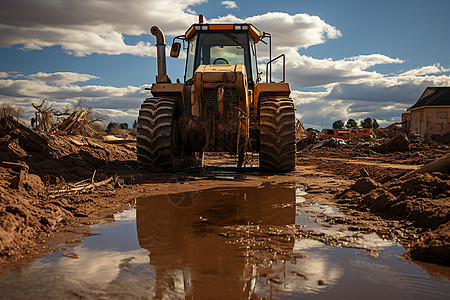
1,0,449,129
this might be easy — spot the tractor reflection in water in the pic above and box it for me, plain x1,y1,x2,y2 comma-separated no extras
135,185,342,299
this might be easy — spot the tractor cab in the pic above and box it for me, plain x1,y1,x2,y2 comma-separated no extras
171,21,262,86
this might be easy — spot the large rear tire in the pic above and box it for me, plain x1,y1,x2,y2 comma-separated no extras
259,97,296,172
137,97,176,171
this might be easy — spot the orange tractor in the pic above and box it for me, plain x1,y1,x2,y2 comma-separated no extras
137,15,296,172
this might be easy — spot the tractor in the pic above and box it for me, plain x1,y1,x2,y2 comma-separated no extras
137,15,296,172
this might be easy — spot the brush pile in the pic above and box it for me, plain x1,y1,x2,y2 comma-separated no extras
32,100,102,137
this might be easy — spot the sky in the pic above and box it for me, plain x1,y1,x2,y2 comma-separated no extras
1,0,449,129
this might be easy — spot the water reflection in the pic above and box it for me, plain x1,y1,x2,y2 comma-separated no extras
136,184,343,298
1,185,449,299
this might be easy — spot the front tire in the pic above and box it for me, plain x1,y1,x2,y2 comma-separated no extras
259,96,296,172
137,97,176,171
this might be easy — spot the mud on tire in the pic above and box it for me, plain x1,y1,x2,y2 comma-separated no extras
137,97,176,171
259,97,296,172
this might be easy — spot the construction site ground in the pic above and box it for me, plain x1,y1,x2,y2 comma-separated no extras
0,125,449,281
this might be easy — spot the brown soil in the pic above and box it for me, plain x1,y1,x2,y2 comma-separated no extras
298,142,450,266
1,120,449,270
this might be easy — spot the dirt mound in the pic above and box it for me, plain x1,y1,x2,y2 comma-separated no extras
0,116,51,156
338,171,450,265
408,222,450,266
372,133,411,153
1,116,136,182
297,142,449,266
0,164,66,258
1,116,137,263
352,177,380,194
0,162,127,260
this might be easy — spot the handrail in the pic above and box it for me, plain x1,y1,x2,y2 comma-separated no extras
266,54,285,83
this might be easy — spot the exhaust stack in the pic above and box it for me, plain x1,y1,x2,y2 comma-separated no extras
150,26,171,83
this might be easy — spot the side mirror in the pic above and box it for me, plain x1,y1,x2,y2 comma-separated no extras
170,42,181,58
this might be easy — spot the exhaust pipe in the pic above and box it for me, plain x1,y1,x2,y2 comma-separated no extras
150,26,171,83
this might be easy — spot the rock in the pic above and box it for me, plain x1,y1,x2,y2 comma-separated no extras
386,133,411,152
352,177,380,194
62,252,79,259
318,280,326,285
40,216,57,229
371,133,411,153
9,169,46,197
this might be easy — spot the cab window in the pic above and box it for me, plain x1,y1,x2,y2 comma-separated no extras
187,31,255,85
184,35,197,83
249,38,258,83
209,45,245,65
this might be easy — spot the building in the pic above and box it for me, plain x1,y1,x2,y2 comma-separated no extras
402,87,450,138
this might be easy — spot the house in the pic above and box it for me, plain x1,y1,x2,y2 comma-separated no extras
402,87,450,138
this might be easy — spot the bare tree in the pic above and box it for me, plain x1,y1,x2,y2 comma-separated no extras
32,100,57,131
1,104,24,120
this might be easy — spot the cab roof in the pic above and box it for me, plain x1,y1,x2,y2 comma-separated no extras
185,23,262,43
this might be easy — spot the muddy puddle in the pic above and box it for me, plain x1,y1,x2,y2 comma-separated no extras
1,184,449,299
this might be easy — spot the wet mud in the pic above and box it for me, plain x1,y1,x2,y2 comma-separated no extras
1,184,449,299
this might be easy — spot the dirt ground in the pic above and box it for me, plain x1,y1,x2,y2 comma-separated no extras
0,120,449,273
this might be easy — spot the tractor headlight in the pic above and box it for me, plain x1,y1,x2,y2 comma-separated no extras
194,25,209,30
234,25,242,30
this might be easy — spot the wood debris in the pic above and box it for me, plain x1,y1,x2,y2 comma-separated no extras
32,100,103,137
50,171,114,196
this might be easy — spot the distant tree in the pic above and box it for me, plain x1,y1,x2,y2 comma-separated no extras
120,123,129,130
332,120,344,129
132,120,138,129
346,119,358,129
106,122,119,130
360,117,373,128
372,119,380,129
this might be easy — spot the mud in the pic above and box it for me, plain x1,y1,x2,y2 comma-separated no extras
296,141,450,266
1,185,449,299
337,172,450,265
1,119,449,273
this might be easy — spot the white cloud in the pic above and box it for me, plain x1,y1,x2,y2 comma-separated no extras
0,71,149,124
291,66,450,129
0,2,342,58
326,74,450,103
210,12,341,51
291,90,353,127
28,72,99,85
399,63,450,76
221,1,238,9
0,24,159,57
292,89,408,129
0,0,206,57
265,51,403,89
